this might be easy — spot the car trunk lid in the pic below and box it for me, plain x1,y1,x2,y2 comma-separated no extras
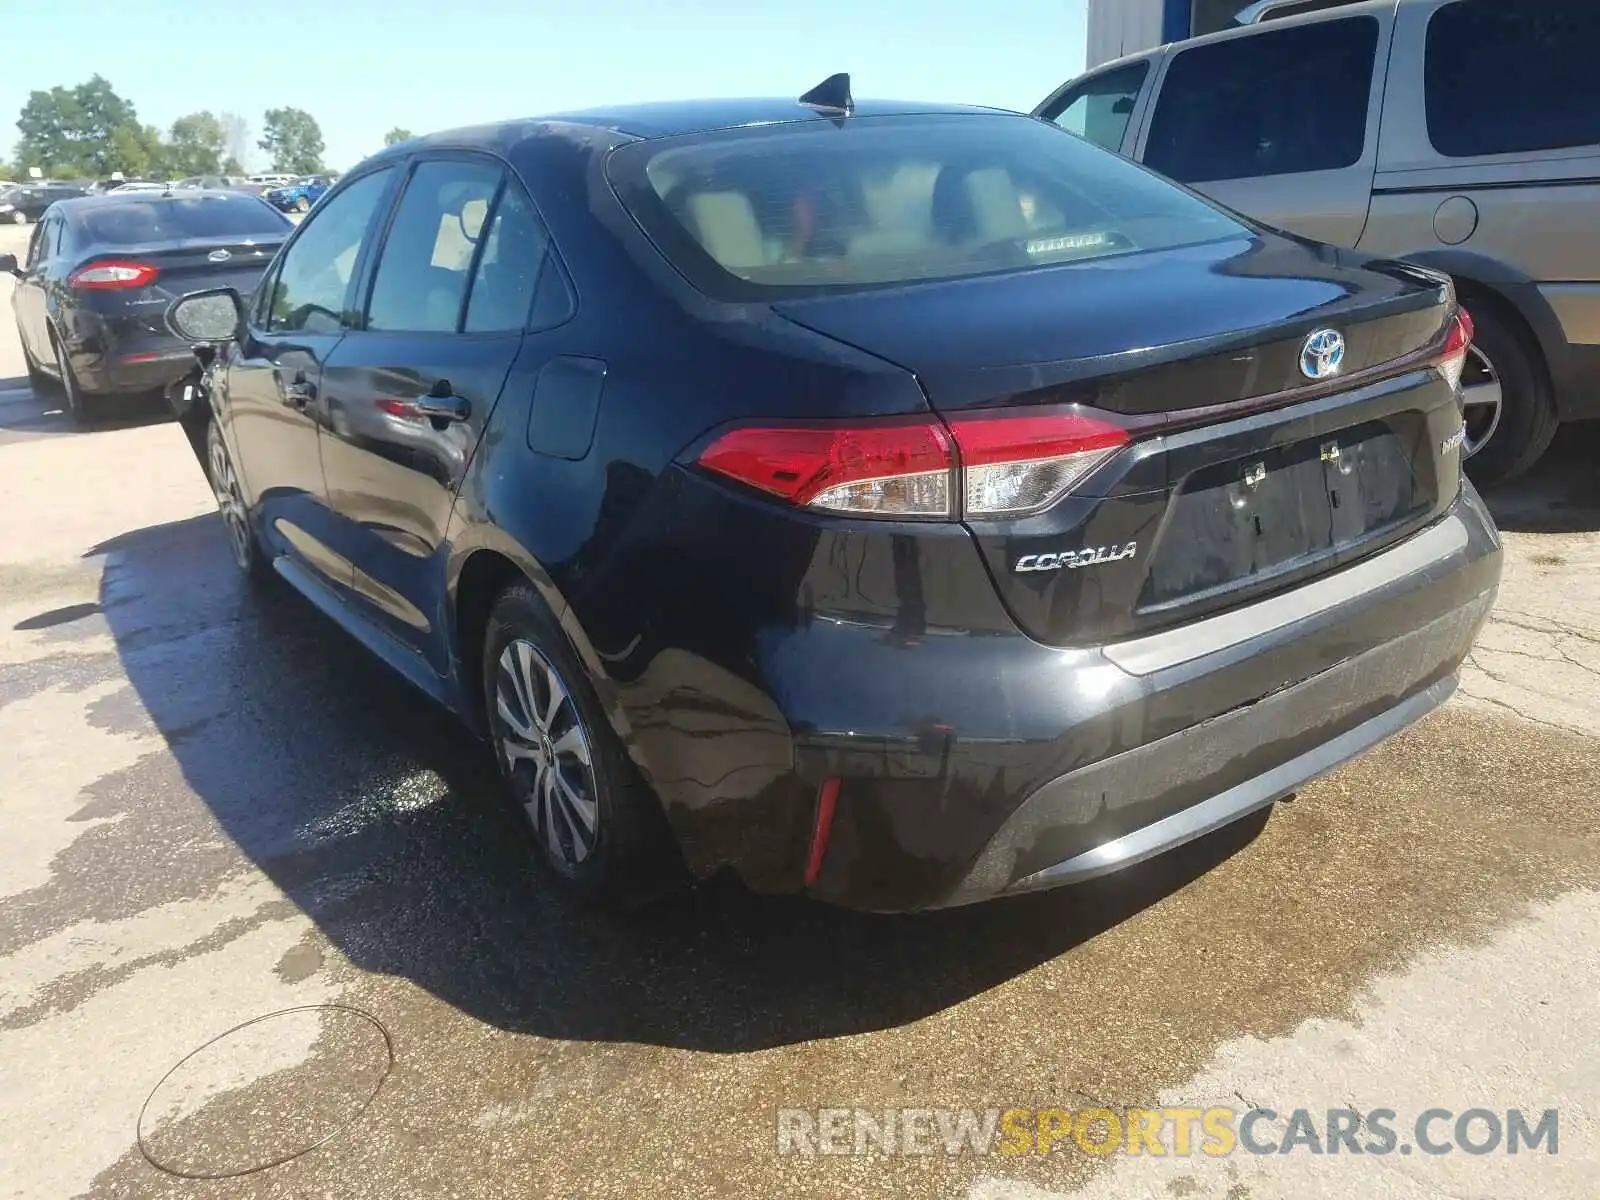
772,234,1464,647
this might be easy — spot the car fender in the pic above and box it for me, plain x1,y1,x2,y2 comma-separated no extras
1385,246,1566,370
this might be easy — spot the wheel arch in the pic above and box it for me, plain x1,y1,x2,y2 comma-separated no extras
1389,246,1559,392
445,532,642,759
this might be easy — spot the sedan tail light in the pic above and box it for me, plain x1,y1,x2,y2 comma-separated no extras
68,261,160,290
1437,307,1474,392
695,407,1130,520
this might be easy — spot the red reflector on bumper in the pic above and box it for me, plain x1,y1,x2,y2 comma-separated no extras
804,778,841,886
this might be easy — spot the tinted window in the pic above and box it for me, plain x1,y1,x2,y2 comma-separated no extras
610,113,1246,300
1144,17,1379,183
1426,1,1600,158
464,186,548,333
265,168,394,335
366,160,502,333
79,196,289,245
1045,62,1149,151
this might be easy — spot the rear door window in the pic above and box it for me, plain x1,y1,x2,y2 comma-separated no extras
1143,16,1380,184
1425,1,1600,158
1040,61,1149,152
463,185,549,332
365,159,503,333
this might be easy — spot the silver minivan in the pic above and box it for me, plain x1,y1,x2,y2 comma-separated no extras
1037,0,1599,482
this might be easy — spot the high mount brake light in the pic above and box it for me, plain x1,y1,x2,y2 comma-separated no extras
68,261,160,290
1438,307,1474,392
696,409,1130,519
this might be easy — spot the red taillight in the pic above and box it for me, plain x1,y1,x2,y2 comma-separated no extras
696,407,1130,519
1438,306,1474,391
946,410,1131,517
696,418,954,517
68,261,160,290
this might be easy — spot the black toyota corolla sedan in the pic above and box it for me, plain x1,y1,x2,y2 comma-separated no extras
2,190,291,422
164,83,1502,911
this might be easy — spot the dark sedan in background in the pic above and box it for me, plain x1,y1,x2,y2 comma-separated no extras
0,181,89,224
3,190,291,422
167,85,1500,912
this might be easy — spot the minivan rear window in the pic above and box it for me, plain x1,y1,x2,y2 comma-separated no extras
1425,1,1600,158
80,196,290,246
608,113,1248,300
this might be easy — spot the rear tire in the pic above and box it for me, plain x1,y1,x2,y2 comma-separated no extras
1459,298,1558,486
481,582,681,907
52,334,96,427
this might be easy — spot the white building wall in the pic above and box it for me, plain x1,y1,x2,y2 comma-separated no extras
1087,0,1168,67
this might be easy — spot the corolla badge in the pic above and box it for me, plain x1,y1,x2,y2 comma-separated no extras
1015,542,1138,574
1300,329,1346,380
207,248,232,263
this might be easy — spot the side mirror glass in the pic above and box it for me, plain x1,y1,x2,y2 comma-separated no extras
0,254,18,276
168,288,245,343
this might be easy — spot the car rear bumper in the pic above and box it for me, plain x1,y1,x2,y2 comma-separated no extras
644,483,1501,912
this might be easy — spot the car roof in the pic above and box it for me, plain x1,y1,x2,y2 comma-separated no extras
371,97,1016,160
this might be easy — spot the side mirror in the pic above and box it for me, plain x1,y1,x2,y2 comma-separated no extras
0,254,18,276
167,287,245,343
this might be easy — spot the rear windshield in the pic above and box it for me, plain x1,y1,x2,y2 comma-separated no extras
79,195,289,246
608,112,1248,299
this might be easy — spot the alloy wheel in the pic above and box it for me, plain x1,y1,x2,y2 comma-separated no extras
494,638,600,868
1459,345,1503,460
9,211,24,225
207,424,253,572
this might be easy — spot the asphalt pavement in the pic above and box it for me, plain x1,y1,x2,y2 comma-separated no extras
1,219,1597,1200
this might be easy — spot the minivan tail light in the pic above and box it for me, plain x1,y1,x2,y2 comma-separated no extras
696,408,1130,519
1438,307,1474,392
68,261,160,290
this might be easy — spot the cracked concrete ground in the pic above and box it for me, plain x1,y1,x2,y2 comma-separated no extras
1,220,1596,1199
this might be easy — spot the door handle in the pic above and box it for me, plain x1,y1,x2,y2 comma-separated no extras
414,379,470,423
282,372,316,410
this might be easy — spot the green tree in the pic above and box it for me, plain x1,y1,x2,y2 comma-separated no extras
166,110,226,176
258,107,325,174
107,123,165,179
222,154,244,175
14,75,144,176
383,127,413,147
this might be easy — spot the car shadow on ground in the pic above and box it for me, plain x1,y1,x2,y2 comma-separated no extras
0,373,174,435
84,510,1269,1053
1479,420,1600,534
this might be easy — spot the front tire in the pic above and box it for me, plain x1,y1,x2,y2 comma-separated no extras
481,582,680,906
206,419,273,585
1459,300,1557,486
294,196,310,214
9,210,25,225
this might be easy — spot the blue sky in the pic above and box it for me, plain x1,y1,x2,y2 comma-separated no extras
2,0,1087,171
